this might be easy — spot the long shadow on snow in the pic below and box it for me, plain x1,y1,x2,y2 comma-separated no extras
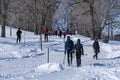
51,49,64,52
92,63,106,67
45,43,62,49
98,56,120,60
0,40,42,47
0,53,45,61
0,57,17,61
22,53,45,59
90,56,120,67
48,43,60,46
0,41,16,46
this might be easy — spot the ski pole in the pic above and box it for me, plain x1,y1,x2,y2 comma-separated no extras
63,50,66,64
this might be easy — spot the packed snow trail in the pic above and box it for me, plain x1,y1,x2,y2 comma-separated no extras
0,27,120,80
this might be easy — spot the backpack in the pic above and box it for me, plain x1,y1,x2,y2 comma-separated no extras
66,40,73,49
75,43,82,52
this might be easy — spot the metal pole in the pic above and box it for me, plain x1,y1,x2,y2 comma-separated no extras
47,48,49,63
24,31,26,44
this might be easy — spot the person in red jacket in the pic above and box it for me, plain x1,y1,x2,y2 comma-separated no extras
52,29,55,35
43,26,48,42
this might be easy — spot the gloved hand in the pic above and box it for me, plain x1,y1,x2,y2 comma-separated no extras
82,53,84,56
98,49,100,53
72,50,75,53
64,50,66,54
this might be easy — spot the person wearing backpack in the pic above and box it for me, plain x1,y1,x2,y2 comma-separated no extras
65,36,74,66
74,39,84,67
93,38,100,60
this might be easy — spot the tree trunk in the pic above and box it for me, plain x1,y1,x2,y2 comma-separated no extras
97,29,102,39
1,14,7,37
91,28,96,40
1,0,10,37
90,0,96,40
34,22,39,35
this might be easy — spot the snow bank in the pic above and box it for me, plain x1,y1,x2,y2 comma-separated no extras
101,43,120,58
101,43,112,53
35,63,64,73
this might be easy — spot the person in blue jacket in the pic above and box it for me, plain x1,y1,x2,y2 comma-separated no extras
65,36,74,66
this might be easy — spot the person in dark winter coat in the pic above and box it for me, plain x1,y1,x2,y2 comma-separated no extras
93,38,100,60
65,36,74,66
59,30,62,38
74,39,84,67
16,28,22,43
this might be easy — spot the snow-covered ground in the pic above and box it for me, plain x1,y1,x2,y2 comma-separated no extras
0,26,120,80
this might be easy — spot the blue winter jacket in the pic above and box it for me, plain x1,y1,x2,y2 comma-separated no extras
65,40,74,52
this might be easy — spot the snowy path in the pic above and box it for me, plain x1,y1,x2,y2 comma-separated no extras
0,29,120,80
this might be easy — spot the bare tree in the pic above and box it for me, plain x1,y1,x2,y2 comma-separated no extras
23,0,60,50
23,0,60,34
0,0,10,37
71,0,120,40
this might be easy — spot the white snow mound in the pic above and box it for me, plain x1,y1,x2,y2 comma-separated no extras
35,63,64,73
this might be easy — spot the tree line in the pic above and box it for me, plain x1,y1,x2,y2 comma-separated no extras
71,0,120,40
0,0,120,40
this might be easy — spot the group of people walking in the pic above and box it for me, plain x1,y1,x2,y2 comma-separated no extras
16,26,66,43
16,27,100,67
65,36,100,67
43,26,68,42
